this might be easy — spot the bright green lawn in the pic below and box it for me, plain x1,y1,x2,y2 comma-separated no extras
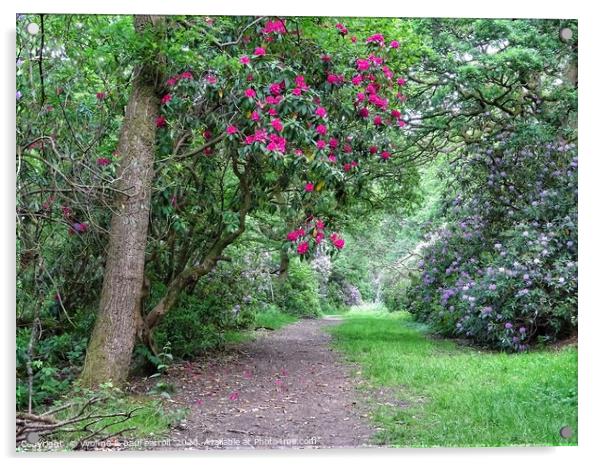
329,309,578,447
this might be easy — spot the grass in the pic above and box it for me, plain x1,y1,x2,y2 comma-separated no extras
19,388,187,451
223,307,298,345
329,307,578,447
254,306,298,330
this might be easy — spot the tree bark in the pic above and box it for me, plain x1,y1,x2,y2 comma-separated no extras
278,249,289,281
80,16,163,387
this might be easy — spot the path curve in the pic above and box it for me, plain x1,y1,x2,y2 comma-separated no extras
163,317,376,450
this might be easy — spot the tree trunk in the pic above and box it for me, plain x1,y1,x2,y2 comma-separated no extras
80,16,163,388
278,249,289,281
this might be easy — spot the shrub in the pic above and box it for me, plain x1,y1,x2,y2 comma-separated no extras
404,137,577,351
275,258,321,317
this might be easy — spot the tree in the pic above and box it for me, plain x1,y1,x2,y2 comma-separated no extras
134,17,421,350
79,16,164,386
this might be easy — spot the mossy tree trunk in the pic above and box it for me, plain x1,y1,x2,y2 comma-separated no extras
80,16,163,388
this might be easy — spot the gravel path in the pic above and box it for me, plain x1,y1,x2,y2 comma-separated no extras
161,317,377,450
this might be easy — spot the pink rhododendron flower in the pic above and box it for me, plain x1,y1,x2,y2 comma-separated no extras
397,119,407,128
291,88,302,96
287,228,305,241
305,182,314,192
315,106,327,118
329,138,339,149
391,109,401,118
356,92,366,102
262,19,287,35
206,74,217,84
316,232,325,243
343,163,352,172
244,88,256,98
316,219,325,229
266,133,287,152
96,157,111,166
155,115,167,128
269,82,283,96
271,118,283,132
321,54,331,62
381,150,391,160
294,148,303,156
327,74,344,85
397,77,406,86
316,124,327,135
374,115,383,126
316,139,326,150
335,23,348,35
265,95,282,105
366,33,385,46
96,92,106,100
389,40,400,49
358,108,369,118
161,94,172,105
254,47,266,56
369,145,378,154
226,125,238,135
180,71,193,80
294,75,309,90
351,35,357,43
240,55,250,65
382,65,394,79
368,54,384,66
251,111,261,121
343,144,352,154
328,153,337,163
351,75,363,86
166,76,179,86
356,58,370,71
330,233,345,249
297,241,309,255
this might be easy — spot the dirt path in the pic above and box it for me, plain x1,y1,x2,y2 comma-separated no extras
161,317,376,450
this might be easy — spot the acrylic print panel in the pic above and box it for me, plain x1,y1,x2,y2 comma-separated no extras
15,13,577,451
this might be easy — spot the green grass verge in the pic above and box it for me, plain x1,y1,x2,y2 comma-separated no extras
222,307,298,346
254,307,298,330
329,308,578,447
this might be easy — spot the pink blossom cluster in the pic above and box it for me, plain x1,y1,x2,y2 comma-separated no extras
366,33,385,46
166,71,193,87
262,19,287,35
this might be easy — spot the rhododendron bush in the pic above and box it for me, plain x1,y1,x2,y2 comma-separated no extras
154,15,418,260
404,136,577,351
